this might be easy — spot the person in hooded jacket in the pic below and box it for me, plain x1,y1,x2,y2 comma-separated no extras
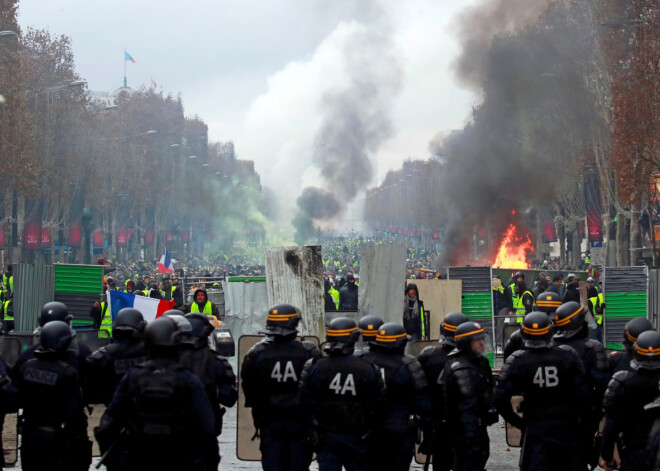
338,275,359,311
403,283,425,342
183,287,221,319
563,279,581,303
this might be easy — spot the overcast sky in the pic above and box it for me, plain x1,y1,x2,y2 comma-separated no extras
18,0,477,204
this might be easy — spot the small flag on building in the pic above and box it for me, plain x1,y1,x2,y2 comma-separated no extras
125,51,136,63
158,248,175,274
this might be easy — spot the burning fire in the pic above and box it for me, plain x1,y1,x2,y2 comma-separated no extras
493,224,535,268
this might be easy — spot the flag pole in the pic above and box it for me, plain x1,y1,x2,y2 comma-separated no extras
123,48,127,88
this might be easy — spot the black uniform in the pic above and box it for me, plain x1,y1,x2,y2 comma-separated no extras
179,346,237,435
241,336,321,471
86,339,148,405
299,351,385,471
646,397,660,471
0,356,17,469
554,334,609,464
11,340,92,399
601,368,660,470
608,349,634,375
503,329,525,360
494,344,589,470
95,357,219,471
338,282,359,311
418,342,455,470
17,349,91,471
361,348,431,471
440,349,496,471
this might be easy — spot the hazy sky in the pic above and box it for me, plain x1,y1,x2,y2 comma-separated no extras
18,0,477,195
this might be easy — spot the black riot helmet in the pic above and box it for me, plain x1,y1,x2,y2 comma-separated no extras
144,316,182,353
535,292,562,315
185,313,214,348
185,313,214,338
440,312,470,347
260,304,301,337
454,321,486,352
521,312,554,349
358,315,384,343
325,317,360,355
623,317,654,351
113,308,146,340
554,302,586,339
632,331,660,370
162,312,193,346
39,302,72,327
375,322,408,352
39,320,73,352
514,271,525,280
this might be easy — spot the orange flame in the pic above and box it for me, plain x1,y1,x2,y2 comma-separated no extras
493,224,535,268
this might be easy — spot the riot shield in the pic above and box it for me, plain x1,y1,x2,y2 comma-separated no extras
3,413,17,466
236,334,319,461
0,337,23,368
505,396,524,447
74,329,111,353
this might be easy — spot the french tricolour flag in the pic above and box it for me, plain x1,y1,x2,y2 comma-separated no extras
107,291,175,323
158,248,175,274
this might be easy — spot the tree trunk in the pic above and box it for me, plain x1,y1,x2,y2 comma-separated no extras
630,201,641,265
616,211,627,266
557,214,566,267
572,220,581,268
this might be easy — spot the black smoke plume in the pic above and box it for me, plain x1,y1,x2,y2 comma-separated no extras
292,21,402,244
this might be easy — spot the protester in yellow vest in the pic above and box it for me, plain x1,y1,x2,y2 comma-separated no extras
509,281,534,324
183,288,221,325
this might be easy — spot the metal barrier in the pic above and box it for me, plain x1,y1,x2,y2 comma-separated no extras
74,329,111,352
14,264,55,332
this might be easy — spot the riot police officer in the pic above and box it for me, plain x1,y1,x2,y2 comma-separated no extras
181,312,237,436
599,330,660,471
417,311,469,470
553,301,609,469
494,312,589,470
503,291,561,360
0,352,17,470
95,315,219,471
16,321,92,471
607,317,654,374
645,392,660,471
241,304,321,471
299,316,385,471
440,321,497,471
11,302,92,396
86,307,148,405
356,314,383,355
359,322,430,471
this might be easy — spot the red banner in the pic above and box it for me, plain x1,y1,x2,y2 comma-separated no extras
182,231,189,242
41,227,50,247
544,221,557,242
145,228,154,245
93,229,103,247
0,228,4,247
433,231,439,240
25,222,40,249
69,224,82,248
116,228,128,247
166,232,173,242
587,212,603,242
